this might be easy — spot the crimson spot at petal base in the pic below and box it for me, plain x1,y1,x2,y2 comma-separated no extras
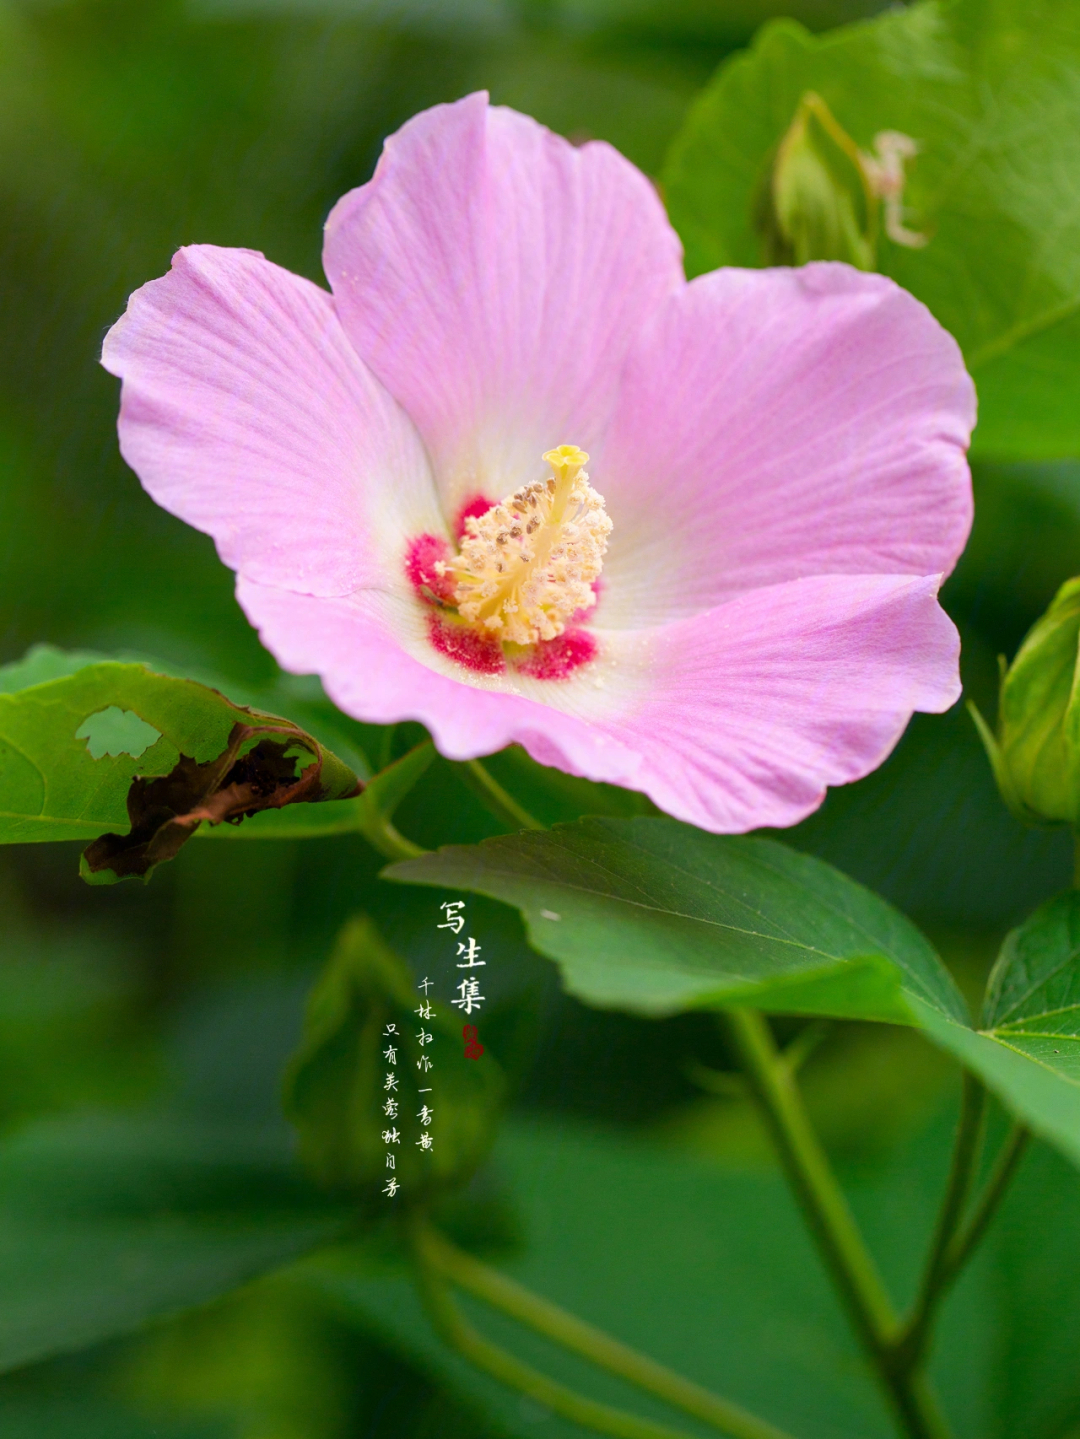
406,533,457,604
454,494,497,541
516,628,598,680
427,613,505,674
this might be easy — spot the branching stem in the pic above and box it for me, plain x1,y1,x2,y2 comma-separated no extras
893,1074,986,1369
361,813,427,862
942,1122,1029,1280
409,1219,721,1439
418,1222,796,1439
721,1008,953,1439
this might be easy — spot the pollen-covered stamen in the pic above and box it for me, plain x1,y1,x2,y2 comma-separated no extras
442,444,612,646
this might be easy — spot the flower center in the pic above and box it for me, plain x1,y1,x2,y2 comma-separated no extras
437,445,612,647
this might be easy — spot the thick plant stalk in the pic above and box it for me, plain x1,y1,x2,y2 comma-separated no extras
418,1222,796,1439
721,1008,953,1439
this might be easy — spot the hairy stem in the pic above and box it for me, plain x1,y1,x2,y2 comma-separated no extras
893,1075,986,1370
721,1009,953,1439
409,1221,715,1439
419,1223,795,1439
457,758,545,831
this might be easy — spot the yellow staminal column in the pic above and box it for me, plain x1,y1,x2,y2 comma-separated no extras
445,445,612,647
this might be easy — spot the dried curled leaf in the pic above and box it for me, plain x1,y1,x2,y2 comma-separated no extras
82,721,358,882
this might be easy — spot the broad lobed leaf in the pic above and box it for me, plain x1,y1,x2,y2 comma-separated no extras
908,892,1080,1167
983,890,1080,1076
314,1112,1080,1439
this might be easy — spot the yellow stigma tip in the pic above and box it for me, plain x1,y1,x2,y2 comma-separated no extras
542,444,589,474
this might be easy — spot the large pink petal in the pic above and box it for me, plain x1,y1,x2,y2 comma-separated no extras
595,264,976,628
237,568,957,835
102,245,442,598
323,92,685,518
601,572,961,832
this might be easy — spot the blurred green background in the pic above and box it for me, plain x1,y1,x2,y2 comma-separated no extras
2,0,1079,1435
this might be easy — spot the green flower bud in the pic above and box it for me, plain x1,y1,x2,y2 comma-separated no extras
971,577,1080,827
758,91,876,271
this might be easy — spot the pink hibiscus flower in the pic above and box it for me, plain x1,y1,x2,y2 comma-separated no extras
101,93,975,834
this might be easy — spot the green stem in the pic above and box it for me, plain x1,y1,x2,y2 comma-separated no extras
375,724,397,773
458,758,545,831
721,1009,952,1439
420,1224,795,1439
409,1222,714,1439
358,739,436,861
893,1075,986,1370
942,1122,1029,1280
361,813,427,862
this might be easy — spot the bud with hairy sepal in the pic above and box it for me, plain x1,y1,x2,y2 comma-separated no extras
971,577,1080,827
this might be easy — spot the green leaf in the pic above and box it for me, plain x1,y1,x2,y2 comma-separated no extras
984,889,1080,1050
283,915,504,1204
390,817,1080,1169
0,647,361,881
387,817,966,1025
888,893,1080,1168
662,0,1080,460
0,1398,224,1439
0,1112,349,1375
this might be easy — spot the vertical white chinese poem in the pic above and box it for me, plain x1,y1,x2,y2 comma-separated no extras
415,967,435,1155
381,1019,400,1197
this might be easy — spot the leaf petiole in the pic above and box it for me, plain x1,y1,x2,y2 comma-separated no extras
940,1122,1029,1282
358,740,435,861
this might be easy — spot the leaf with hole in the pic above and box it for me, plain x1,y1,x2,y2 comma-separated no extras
0,646,362,881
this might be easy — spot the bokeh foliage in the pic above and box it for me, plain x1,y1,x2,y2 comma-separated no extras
3,0,1080,1436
